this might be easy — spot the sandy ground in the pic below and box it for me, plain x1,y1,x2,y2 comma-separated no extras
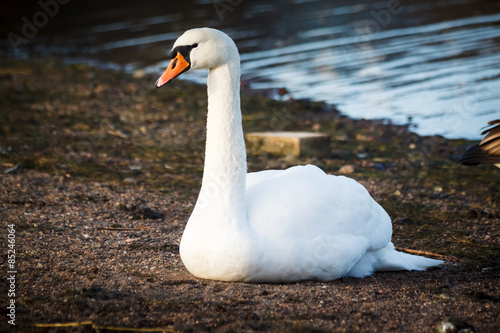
0,58,498,332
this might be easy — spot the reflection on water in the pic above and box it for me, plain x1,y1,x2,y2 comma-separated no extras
5,0,500,139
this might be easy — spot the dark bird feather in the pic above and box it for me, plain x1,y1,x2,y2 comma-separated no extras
458,119,500,166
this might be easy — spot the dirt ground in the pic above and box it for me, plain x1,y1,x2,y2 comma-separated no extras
0,58,498,332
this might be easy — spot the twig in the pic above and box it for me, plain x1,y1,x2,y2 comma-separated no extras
4,163,20,174
94,325,176,332
395,247,457,261
108,129,130,139
34,321,92,327
34,321,177,332
96,227,149,231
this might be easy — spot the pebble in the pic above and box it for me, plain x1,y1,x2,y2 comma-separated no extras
436,317,476,333
436,321,456,333
132,69,146,79
338,164,355,174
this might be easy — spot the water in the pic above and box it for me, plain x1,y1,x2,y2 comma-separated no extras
4,0,500,139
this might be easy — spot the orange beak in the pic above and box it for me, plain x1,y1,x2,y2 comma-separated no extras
155,52,190,88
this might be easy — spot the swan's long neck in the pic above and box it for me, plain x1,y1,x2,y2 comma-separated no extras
193,57,247,220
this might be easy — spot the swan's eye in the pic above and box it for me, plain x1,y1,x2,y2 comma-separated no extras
192,43,199,48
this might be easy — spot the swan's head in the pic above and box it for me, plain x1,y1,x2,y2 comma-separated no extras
156,28,238,88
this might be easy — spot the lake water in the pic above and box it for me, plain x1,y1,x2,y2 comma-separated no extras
4,0,500,139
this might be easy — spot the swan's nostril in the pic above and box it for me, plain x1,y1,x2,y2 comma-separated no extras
171,57,178,70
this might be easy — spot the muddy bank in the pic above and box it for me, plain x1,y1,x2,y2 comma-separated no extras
0,58,498,332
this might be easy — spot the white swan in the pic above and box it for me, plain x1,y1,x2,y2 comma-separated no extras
156,27,443,282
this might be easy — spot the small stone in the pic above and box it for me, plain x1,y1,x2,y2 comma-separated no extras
245,132,330,157
132,69,146,79
436,317,475,333
436,321,456,333
438,293,456,300
355,133,370,141
339,164,355,174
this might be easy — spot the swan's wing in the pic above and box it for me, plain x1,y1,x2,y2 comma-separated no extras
246,165,392,251
246,169,284,188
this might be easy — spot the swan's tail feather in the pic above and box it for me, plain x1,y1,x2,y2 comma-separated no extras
347,242,443,278
375,242,443,272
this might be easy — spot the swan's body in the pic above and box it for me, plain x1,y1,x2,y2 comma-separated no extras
156,28,442,282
